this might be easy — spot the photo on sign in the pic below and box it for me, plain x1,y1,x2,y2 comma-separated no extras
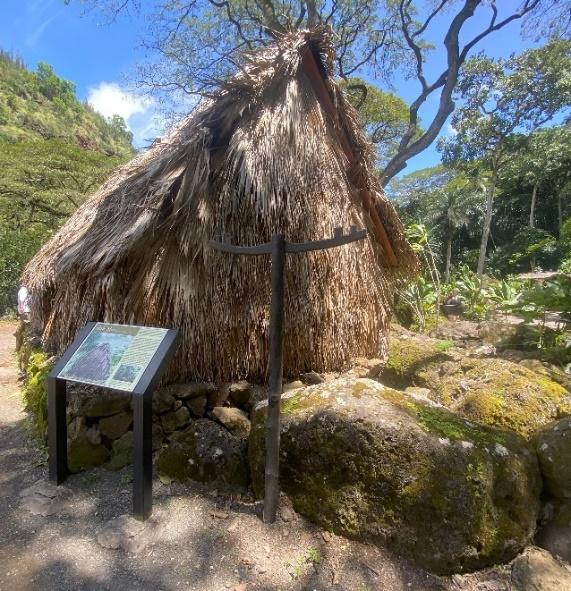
59,327,140,385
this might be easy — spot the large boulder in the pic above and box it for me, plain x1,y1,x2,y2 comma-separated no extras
535,416,571,498
156,419,249,490
249,378,540,575
67,417,110,473
535,499,571,564
511,546,571,591
382,334,571,438
415,357,571,439
380,333,456,389
67,384,131,418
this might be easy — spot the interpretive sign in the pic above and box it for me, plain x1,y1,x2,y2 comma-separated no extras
48,321,178,521
58,323,169,392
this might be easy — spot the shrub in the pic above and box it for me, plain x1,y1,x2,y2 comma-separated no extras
22,351,53,439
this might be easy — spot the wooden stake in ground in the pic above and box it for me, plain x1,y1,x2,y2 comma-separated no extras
209,227,366,523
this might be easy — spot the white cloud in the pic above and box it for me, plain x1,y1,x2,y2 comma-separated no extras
87,82,166,148
445,122,458,137
87,82,151,121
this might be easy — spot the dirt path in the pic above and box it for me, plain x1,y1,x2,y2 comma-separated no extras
0,322,503,591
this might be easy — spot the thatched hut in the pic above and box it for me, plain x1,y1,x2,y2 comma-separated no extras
23,28,417,383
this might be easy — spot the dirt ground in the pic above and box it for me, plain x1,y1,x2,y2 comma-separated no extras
0,321,515,591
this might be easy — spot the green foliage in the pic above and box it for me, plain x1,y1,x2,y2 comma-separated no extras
341,77,415,164
452,266,488,320
22,351,53,438
0,51,134,157
0,51,134,314
0,139,124,313
489,227,558,274
439,41,571,275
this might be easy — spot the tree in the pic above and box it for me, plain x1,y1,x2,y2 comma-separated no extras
71,0,549,185
341,78,412,165
503,125,571,230
439,40,571,277
392,166,482,281
0,140,124,313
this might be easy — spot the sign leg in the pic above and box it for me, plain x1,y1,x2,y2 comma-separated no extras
133,391,152,521
263,234,286,523
48,377,68,484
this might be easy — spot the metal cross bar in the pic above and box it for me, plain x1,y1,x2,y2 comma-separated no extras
208,226,366,256
209,226,367,523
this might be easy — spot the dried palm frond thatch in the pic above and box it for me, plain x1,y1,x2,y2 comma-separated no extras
23,28,417,382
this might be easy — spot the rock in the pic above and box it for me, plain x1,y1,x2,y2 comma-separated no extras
108,431,133,470
511,546,571,590
535,416,571,498
247,385,267,410
207,389,230,408
68,434,110,473
472,345,496,357
249,378,540,575
520,359,571,392
152,423,164,451
153,388,175,414
400,346,571,438
380,335,456,389
429,320,482,346
283,380,303,392
19,479,68,516
348,357,384,378
280,506,295,522
164,382,217,400
19,480,61,499
96,514,146,553
85,425,102,445
212,407,251,439
21,494,62,517
99,412,132,440
301,371,325,385
228,381,253,408
78,388,131,418
68,415,87,439
404,386,433,397
535,499,571,563
157,419,249,490
160,406,191,433
186,395,207,417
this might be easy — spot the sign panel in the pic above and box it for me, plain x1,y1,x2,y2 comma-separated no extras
58,323,169,392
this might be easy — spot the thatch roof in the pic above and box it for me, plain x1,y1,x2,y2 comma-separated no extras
23,28,417,382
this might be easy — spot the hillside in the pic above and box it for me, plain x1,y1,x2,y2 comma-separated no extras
0,51,133,158
0,51,135,314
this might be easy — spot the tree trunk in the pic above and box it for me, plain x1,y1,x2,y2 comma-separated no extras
477,171,498,278
558,192,563,234
444,231,453,283
529,180,538,228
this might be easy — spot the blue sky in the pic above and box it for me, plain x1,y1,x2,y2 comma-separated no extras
1,0,541,176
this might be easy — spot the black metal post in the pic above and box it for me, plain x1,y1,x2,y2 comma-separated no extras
48,376,68,484
208,227,367,524
263,234,286,523
133,390,153,521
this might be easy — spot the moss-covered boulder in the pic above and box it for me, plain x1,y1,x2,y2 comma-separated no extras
67,418,110,473
249,378,540,575
108,431,133,471
157,419,249,490
535,416,571,498
415,357,571,439
381,333,456,389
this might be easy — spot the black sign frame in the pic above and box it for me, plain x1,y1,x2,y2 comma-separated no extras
47,321,179,521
